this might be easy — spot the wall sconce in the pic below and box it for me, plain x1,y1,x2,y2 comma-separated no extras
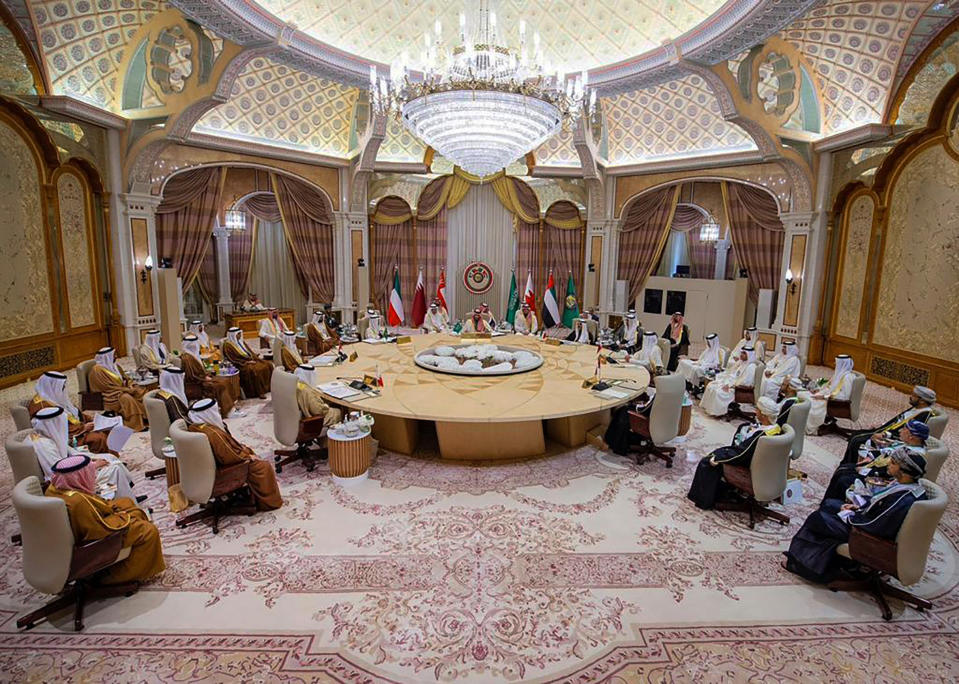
587,263,595,273
140,255,154,284
357,258,366,267
785,267,799,295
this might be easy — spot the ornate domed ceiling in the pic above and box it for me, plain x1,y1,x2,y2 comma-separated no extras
250,0,728,73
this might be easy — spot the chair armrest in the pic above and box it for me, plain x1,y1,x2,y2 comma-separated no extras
627,410,652,438
847,526,898,576
211,461,252,498
68,531,126,581
827,399,852,420
297,415,328,441
722,464,754,495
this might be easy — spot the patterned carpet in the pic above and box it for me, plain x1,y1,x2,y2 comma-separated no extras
0,360,957,682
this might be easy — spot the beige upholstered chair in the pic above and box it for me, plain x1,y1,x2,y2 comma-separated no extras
357,316,371,340
656,338,671,369
727,360,766,421
9,400,32,431
755,340,766,361
271,368,328,473
142,390,173,480
5,428,43,486
13,476,137,631
923,437,949,483
830,479,947,620
627,373,685,468
927,411,948,440
786,398,811,460
719,425,794,529
271,337,285,368
76,360,103,412
169,419,254,533
719,346,731,369
820,371,868,437
131,347,148,373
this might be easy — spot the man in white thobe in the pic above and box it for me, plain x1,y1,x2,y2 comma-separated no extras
701,346,758,416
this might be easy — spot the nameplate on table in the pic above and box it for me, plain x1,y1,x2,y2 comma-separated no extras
544,338,563,347
348,351,358,362
395,335,412,344
462,333,492,340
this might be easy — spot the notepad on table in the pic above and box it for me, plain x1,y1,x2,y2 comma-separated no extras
319,381,363,399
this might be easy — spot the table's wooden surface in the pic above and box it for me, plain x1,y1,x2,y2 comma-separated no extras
314,334,650,424
225,309,295,338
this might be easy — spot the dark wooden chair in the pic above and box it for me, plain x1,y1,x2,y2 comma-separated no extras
716,425,794,529
818,371,867,438
76,360,104,412
271,367,328,473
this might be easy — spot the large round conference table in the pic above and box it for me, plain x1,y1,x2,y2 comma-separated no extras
314,334,650,460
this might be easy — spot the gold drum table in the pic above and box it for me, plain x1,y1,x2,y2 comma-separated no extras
327,427,373,483
315,334,650,460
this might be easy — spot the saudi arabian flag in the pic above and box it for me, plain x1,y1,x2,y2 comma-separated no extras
387,267,404,326
542,270,560,328
561,274,579,328
505,270,520,325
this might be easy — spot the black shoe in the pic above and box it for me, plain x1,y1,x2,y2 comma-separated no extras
135,494,148,504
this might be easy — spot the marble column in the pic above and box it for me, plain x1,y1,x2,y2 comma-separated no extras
774,211,816,357
120,192,161,352
212,225,233,317
713,237,731,280
587,218,617,327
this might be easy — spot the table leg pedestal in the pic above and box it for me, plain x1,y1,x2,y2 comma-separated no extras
435,420,545,459
545,410,608,447
371,414,419,455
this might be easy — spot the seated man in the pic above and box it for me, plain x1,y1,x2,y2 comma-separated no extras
29,371,111,454
806,354,855,434
759,341,802,404
602,387,661,457
188,320,220,361
293,364,343,426
700,346,758,417
279,329,305,372
676,333,723,390
784,448,927,584
629,331,665,374
513,303,539,335
136,329,170,374
258,308,290,349
462,308,492,334
45,454,164,585
823,420,929,501
613,310,641,352
306,310,339,354
727,327,757,370
363,310,386,340
157,367,189,423
240,292,265,311
687,397,797,509
422,301,449,333
88,347,148,431
186,399,282,511
570,311,595,344
840,385,937,466
32,406,138,501
480,302,498,328
222,327,273,399
180,335,237,417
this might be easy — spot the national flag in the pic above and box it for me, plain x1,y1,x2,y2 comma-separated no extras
542,270,560,328
523,271,535,310
436,268,448,315
388,267,404,326
505,270,520,325
561,272,579,328
411,267,427,327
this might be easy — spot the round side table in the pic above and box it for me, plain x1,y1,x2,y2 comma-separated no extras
327,427,373,485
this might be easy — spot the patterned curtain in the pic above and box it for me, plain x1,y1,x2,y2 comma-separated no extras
667,204,716,279
156,167,223,289
543,224,582,303
242,192,282,222
516,220,541,303
272,174,336,303
617,186,680,302
417,207,448,305
196,235,218,307
724,182,785,301
229,224,256,302
370,216,414,314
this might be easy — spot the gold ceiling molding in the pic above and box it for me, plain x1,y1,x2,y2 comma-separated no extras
885,14,959,127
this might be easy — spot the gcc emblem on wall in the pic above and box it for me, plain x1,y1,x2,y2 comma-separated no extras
463,261,494,295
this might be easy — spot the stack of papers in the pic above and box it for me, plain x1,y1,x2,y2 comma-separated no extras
592,387,633,400
310,354,338,367
319,381,363,399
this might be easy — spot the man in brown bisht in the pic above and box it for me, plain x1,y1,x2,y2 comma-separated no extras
186,398,282,511
28,371,111,454
222,327,272,399
306,310,339,355
279,329,305,372
88,347,148,431
45,454,165,584
181,334,237,417
293,364,342,427
157,367,190,423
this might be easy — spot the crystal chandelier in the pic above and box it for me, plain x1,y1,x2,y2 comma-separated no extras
224,209,247,233
370,0,595,177
699,218,721,243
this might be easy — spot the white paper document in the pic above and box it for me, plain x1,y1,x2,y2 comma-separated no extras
319,381,363,399
106,425,135,452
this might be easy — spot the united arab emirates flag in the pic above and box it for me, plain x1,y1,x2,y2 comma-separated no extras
388,267,404,326
542,270,560,328
505,270,520,325
561,274,579,328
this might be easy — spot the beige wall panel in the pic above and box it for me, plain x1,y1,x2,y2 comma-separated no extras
57,172,97,329
834,194,875,340
131,217,154,317
0,119,53,342
874,144,959,363
783,234,806,328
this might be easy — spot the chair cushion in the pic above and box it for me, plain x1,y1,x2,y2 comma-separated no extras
836,543,851,559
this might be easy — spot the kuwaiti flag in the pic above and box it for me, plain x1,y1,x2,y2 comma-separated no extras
388,267,404,326
436,268,448,315
505,270,520,326
411,267,427,327
523,271,536,310
542,270,560,328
